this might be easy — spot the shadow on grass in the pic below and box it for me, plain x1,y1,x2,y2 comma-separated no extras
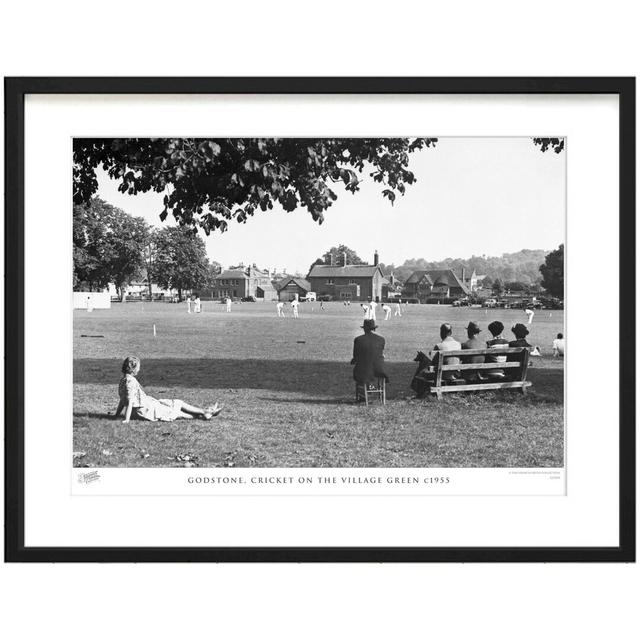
74,358,563,403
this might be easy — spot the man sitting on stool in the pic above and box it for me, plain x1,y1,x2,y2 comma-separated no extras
351,319,389,396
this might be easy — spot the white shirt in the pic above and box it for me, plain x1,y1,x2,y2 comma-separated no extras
552,338,565,355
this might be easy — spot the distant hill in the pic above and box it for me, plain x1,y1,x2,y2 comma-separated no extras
385,249,550,285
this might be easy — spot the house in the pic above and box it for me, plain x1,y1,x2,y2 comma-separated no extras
307,250,385,302
276,276,311,301
210,264,277,300
469,270,488,291
382,273,403,300
403,269,470,303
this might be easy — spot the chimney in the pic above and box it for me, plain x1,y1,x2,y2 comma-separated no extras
461,267,466,284
343,251,347,267
374,250,379,266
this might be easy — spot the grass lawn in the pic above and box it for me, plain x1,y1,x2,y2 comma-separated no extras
74,300,564,468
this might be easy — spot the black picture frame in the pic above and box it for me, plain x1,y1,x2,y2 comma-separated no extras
4,77,635,563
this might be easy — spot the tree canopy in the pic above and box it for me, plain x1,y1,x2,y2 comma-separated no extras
392,249,548,285
73,137,437,234
539,244,564,297
533,138,565,154
150,227,210,298
73,198,149,293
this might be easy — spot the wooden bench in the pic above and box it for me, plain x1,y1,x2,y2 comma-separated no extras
428,347,532,400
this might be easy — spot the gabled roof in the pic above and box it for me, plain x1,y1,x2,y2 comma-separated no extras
405,269,470,293
215,270,248,280
307,264,383,278
405,270,433,285
276,276,311,291
428,269,470,292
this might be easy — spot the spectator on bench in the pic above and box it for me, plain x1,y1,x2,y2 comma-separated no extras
461,321,485,382
509,323,533,350
485,320,509,378
409,323,462,395
432,323,462,381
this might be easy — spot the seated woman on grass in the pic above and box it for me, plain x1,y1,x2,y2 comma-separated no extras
115,356,222,423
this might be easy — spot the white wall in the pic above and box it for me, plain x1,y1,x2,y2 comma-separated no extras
72,291,111,309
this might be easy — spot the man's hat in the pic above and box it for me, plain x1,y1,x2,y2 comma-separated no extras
361,319,378,330
488,320,504,336
466,321,481,334
511,323,530,338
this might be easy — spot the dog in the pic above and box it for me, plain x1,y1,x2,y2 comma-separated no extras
410,351,433,397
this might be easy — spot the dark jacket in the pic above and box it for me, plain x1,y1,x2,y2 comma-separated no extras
508,338,532,349
352,332,388,383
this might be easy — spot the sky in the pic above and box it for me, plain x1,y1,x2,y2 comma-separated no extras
93,137,565,274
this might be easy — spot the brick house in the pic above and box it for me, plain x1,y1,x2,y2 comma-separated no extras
307,251,385,302
210,265,277,300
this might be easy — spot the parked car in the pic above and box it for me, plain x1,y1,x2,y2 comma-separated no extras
305,292,317,302
540,296,563,309
401,297,420,304
318,294,333,302
241,296,256,302
483,298,497,308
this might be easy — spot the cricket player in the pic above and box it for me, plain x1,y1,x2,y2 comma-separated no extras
382,303,392,320
524,307,535,324
368,299,378,321
290,297,299,318
360,303,370,320
186,296,192,313
394,302,402,317
225,297,232,313
276,301,285,317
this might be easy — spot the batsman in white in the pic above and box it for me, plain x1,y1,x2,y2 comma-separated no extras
394,302,402,317
276,301,285,317
290,297,300,318
524,307,535,324
382,303,392,320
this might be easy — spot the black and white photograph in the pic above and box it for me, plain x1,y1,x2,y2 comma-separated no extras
72,135,566,472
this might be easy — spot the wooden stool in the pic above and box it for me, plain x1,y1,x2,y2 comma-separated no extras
355,378,386,405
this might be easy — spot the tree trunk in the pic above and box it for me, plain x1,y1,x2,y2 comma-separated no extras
178,287,182,301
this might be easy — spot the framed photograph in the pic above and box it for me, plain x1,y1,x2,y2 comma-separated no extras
5,77,635,562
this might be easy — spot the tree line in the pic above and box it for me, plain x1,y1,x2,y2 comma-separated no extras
73,198,213,299
74,200,563,300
